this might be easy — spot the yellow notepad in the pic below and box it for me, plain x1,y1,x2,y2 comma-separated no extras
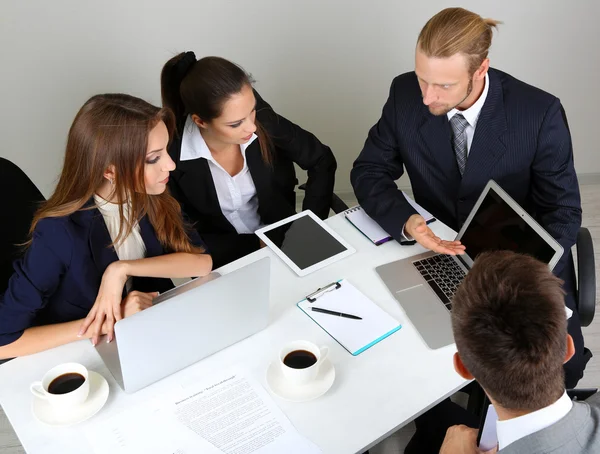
297,279,401,355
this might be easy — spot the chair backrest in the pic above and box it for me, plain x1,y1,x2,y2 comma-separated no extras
0,158,45,293
559,106,596,327
577,227,596,327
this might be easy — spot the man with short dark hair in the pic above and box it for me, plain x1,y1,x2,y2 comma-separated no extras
406,251,600,453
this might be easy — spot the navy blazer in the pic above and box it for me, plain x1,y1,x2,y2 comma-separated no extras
0,206,205,346
168,90,337,268
351,68,582,276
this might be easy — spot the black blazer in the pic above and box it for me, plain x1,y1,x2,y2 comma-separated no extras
351,68,582,276
168,90,337,268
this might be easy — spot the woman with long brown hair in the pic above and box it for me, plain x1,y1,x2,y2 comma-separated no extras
161,53,337,268
0,94,212,358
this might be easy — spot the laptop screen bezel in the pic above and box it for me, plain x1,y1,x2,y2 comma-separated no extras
454,180,564,271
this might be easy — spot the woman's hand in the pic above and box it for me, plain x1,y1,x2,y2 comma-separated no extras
78,262,128,345
121,291,157,318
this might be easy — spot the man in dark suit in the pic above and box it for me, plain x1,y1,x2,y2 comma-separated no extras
350,7,588,387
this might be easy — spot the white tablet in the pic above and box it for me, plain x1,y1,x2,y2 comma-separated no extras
255,210,356,276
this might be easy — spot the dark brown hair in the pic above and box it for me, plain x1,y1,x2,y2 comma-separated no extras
418,7,501,75
30,94,202,254
452,251,567,411
161,53,272,163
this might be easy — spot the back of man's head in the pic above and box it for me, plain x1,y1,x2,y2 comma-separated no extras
452,251,567,411
418,7,501,75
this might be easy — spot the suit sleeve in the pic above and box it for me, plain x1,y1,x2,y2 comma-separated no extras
531,99,582,276
0,220,72,346
254,90,337,219
350,78,418,242
181,206,259,267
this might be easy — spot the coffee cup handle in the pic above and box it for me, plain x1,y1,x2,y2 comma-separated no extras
30,381,48,400
317,346,329,367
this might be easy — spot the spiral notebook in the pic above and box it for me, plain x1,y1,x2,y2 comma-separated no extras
344,192,436,245
297,279,401,356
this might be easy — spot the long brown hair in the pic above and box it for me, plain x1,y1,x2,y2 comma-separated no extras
418,8,501,75
30,93,202,253
161,53,272,164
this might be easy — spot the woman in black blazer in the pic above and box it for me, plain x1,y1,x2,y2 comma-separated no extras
161,52,337,268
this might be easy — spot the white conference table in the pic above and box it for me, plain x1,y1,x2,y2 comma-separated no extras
0,213,468,454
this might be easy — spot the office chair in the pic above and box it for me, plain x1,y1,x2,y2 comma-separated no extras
574,227,596,327
297,183,349,214
0,158,45,293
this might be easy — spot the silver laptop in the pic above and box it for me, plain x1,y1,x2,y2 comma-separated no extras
95,257,270,393
376,180,563,349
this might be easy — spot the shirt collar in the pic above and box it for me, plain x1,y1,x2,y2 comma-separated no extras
180,115,258,162
496,391,573,450
446,72,489,127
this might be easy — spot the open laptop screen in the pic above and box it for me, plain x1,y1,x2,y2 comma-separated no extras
459,188,557,265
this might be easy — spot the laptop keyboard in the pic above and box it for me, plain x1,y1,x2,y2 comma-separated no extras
413,255,466,310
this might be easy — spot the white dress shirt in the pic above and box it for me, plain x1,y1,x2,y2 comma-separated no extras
180,115,264,234
93,195,146,261
402,72,490,240
94,195,146,293
496,391,573,450
446,72,490,155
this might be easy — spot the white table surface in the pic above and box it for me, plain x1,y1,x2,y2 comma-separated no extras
0,214,468,454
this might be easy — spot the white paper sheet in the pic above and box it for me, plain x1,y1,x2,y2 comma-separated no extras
402,192,436,222
84,369,321,454
84,397,221,454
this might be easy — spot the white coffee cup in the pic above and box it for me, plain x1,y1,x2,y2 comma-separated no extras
30,363,90,411
280,340,329,386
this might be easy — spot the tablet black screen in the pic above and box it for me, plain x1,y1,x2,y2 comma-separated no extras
263,215,347,270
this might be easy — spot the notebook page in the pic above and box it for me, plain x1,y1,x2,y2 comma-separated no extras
402,192,435,222
344,207,392,245
297,280,401,355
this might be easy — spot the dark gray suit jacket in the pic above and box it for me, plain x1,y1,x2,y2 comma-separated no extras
501,393,600,453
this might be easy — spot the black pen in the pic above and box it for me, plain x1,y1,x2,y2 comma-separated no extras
311,307,362,320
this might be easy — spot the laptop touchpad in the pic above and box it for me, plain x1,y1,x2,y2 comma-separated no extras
394,285,455,350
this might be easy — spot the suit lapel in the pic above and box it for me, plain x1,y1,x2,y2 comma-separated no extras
86,208,119,275
176,157,222,216
418,112,462,183
74,202,164,272
138,216,164,257
459,70,507,197
246,143,296,222
245,142,270,208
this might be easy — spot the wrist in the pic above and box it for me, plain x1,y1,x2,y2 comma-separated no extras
76,319,108,340
107,260,129,281
405,214,423,236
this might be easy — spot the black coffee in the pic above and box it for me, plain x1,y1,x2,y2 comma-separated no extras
48,373,85,395
283,350,317,369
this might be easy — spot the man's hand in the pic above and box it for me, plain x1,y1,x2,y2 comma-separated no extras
440,425,497,454
405,214,466,255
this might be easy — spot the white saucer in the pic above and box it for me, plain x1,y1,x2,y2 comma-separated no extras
266,359,335,402
32,370,109,427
